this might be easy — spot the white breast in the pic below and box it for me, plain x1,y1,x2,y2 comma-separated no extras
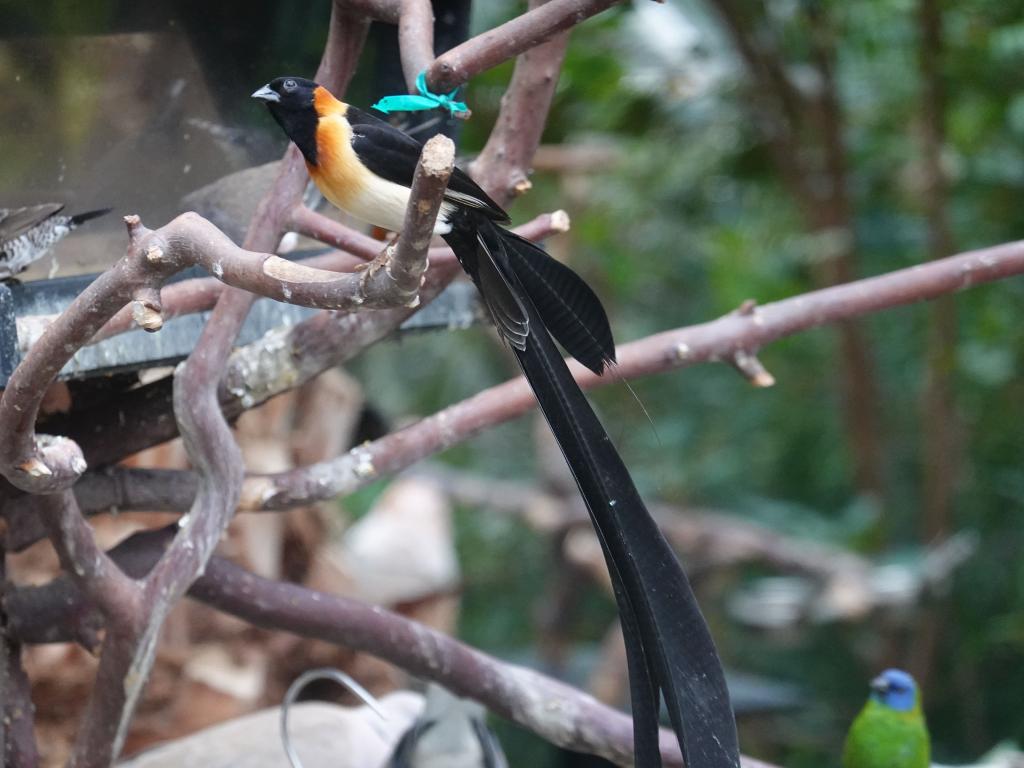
346,178,455,235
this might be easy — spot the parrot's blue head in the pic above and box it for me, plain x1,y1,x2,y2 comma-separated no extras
869,668,918,712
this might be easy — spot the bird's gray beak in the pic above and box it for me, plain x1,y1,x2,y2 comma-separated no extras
869,675,889,695
251,84,280,103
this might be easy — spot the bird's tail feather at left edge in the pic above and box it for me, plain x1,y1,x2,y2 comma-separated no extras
69,208,113,227
444,216,741,768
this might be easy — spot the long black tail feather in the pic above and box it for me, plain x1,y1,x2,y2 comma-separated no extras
443,215,740,768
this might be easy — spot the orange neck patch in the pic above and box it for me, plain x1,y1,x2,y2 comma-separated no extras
313,86,347,119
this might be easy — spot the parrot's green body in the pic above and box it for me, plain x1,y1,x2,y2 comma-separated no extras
842,669,930,768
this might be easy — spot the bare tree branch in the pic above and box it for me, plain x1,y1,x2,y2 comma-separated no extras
1,541,39,766
0,530,681,768
3,231,1021,563
360,134,455,303
425,0,621,93
287,205,390,260
191,547,686,767
2,236,1012,530
34,492,141,627
89,246,367,345
5,573,103,649
5,527,783,767
83,210,568,347
19,260,458,476
1,0,577,494
286,205,568,264
0,203,423,499
470,0,575,202
234,237,1024,512
0,131,455,502
398,0,436,91
130,210,439,312
0,219,192,495
13,119,569,480
0,630,37,767
55,5,372,765
340,0,620,95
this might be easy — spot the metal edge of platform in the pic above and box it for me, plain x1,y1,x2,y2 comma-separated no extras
0,261,484,387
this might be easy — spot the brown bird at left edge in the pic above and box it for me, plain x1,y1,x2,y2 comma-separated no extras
253,75,740,768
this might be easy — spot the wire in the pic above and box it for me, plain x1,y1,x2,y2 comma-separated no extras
280,667,387,768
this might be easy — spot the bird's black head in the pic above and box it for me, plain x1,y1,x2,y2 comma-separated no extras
252,76,318,110
252,76,321,165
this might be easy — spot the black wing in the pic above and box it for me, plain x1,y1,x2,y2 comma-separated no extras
0,203,64,243
500,229,616,374
346,107,509,222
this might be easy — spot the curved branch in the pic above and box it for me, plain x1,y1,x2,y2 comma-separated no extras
144,212,428,311
0,219,189,494
0,205,391,497
0,1,586,765
287,205,567,263
341,0,620,97
192,546,682,767
425,0,621,93
0,0,575,483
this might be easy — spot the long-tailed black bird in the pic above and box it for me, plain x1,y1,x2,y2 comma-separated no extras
253,76,739,768
0,204,110,279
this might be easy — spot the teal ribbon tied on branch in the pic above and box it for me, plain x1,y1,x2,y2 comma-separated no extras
371,71,469,117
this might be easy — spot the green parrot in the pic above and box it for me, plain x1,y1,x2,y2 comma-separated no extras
843,669,930,768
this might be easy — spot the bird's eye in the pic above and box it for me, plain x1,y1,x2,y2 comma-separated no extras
283,79,297,92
